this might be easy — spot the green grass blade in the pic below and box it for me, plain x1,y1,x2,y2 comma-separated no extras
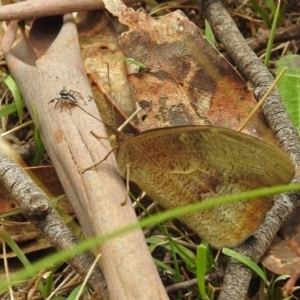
250,0,271,27
43,269,55,298
32,105,46,165
123,57,147,69
264,0,281,66
269,274,290,299
0,102,25,119
153,258,176,275
276,54,300,130
196,242,209,300
1,229,47,296
1,229,34,273
168,235,182,300
0,183,299,293
205,20,216,46
1,72,25,123
223,248,268,284
265,0,277,14
67,283,89,300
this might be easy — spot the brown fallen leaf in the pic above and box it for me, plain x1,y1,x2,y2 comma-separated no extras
79,11,137,131
117,8,277,145
262,206,300,275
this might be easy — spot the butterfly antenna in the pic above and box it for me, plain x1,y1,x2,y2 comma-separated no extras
82,147,116,173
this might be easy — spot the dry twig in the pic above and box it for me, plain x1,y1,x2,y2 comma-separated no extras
0,0,141,21
1,14,167,299
202,1,300,299
0,152,107,296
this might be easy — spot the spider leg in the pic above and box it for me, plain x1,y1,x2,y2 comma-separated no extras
54,98,64,109
58,99,72,114
48,97,60,105
69,90,87,105
59,101,64,113
67,102,72,115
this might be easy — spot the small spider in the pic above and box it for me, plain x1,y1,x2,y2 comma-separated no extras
48,87,87,113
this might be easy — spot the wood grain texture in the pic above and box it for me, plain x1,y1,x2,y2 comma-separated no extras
2,15,167,299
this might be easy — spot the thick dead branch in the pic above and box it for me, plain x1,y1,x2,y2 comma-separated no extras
247,23,300,52
202,1,300,299
0,152,107,296
0,0,140,21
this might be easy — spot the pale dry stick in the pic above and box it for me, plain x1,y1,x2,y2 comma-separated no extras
28,272,45,300
2,15,167,299
1,233,14,299
133,191,147,210
238,66,287,132
0,0,141,22
1,120,34,137
47,268,77,300
165,278,198,293
117,106,143,132
74,254,102,300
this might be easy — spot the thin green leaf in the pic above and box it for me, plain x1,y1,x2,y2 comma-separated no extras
250,0,271,27
147,235,196,272
32,105,46,165
123,57,147,69
0,102,24,119
223,248,269,285
139,202,196,268
276,54,300,129
0,183,299,293
1,229,47,295
67,283,89,300
2,73,24,123
153,258,176,275
204,20,216,46
1,229,34,274
264,0,281,66
283,73,300,78
43,269,54,298
265,0,277,14
168,235,182,300
269,274,290,299
197,242,210,300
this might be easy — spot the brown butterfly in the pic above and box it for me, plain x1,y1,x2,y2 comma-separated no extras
115,125,294,248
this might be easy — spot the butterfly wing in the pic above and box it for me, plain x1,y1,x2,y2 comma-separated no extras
116,126,294,248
